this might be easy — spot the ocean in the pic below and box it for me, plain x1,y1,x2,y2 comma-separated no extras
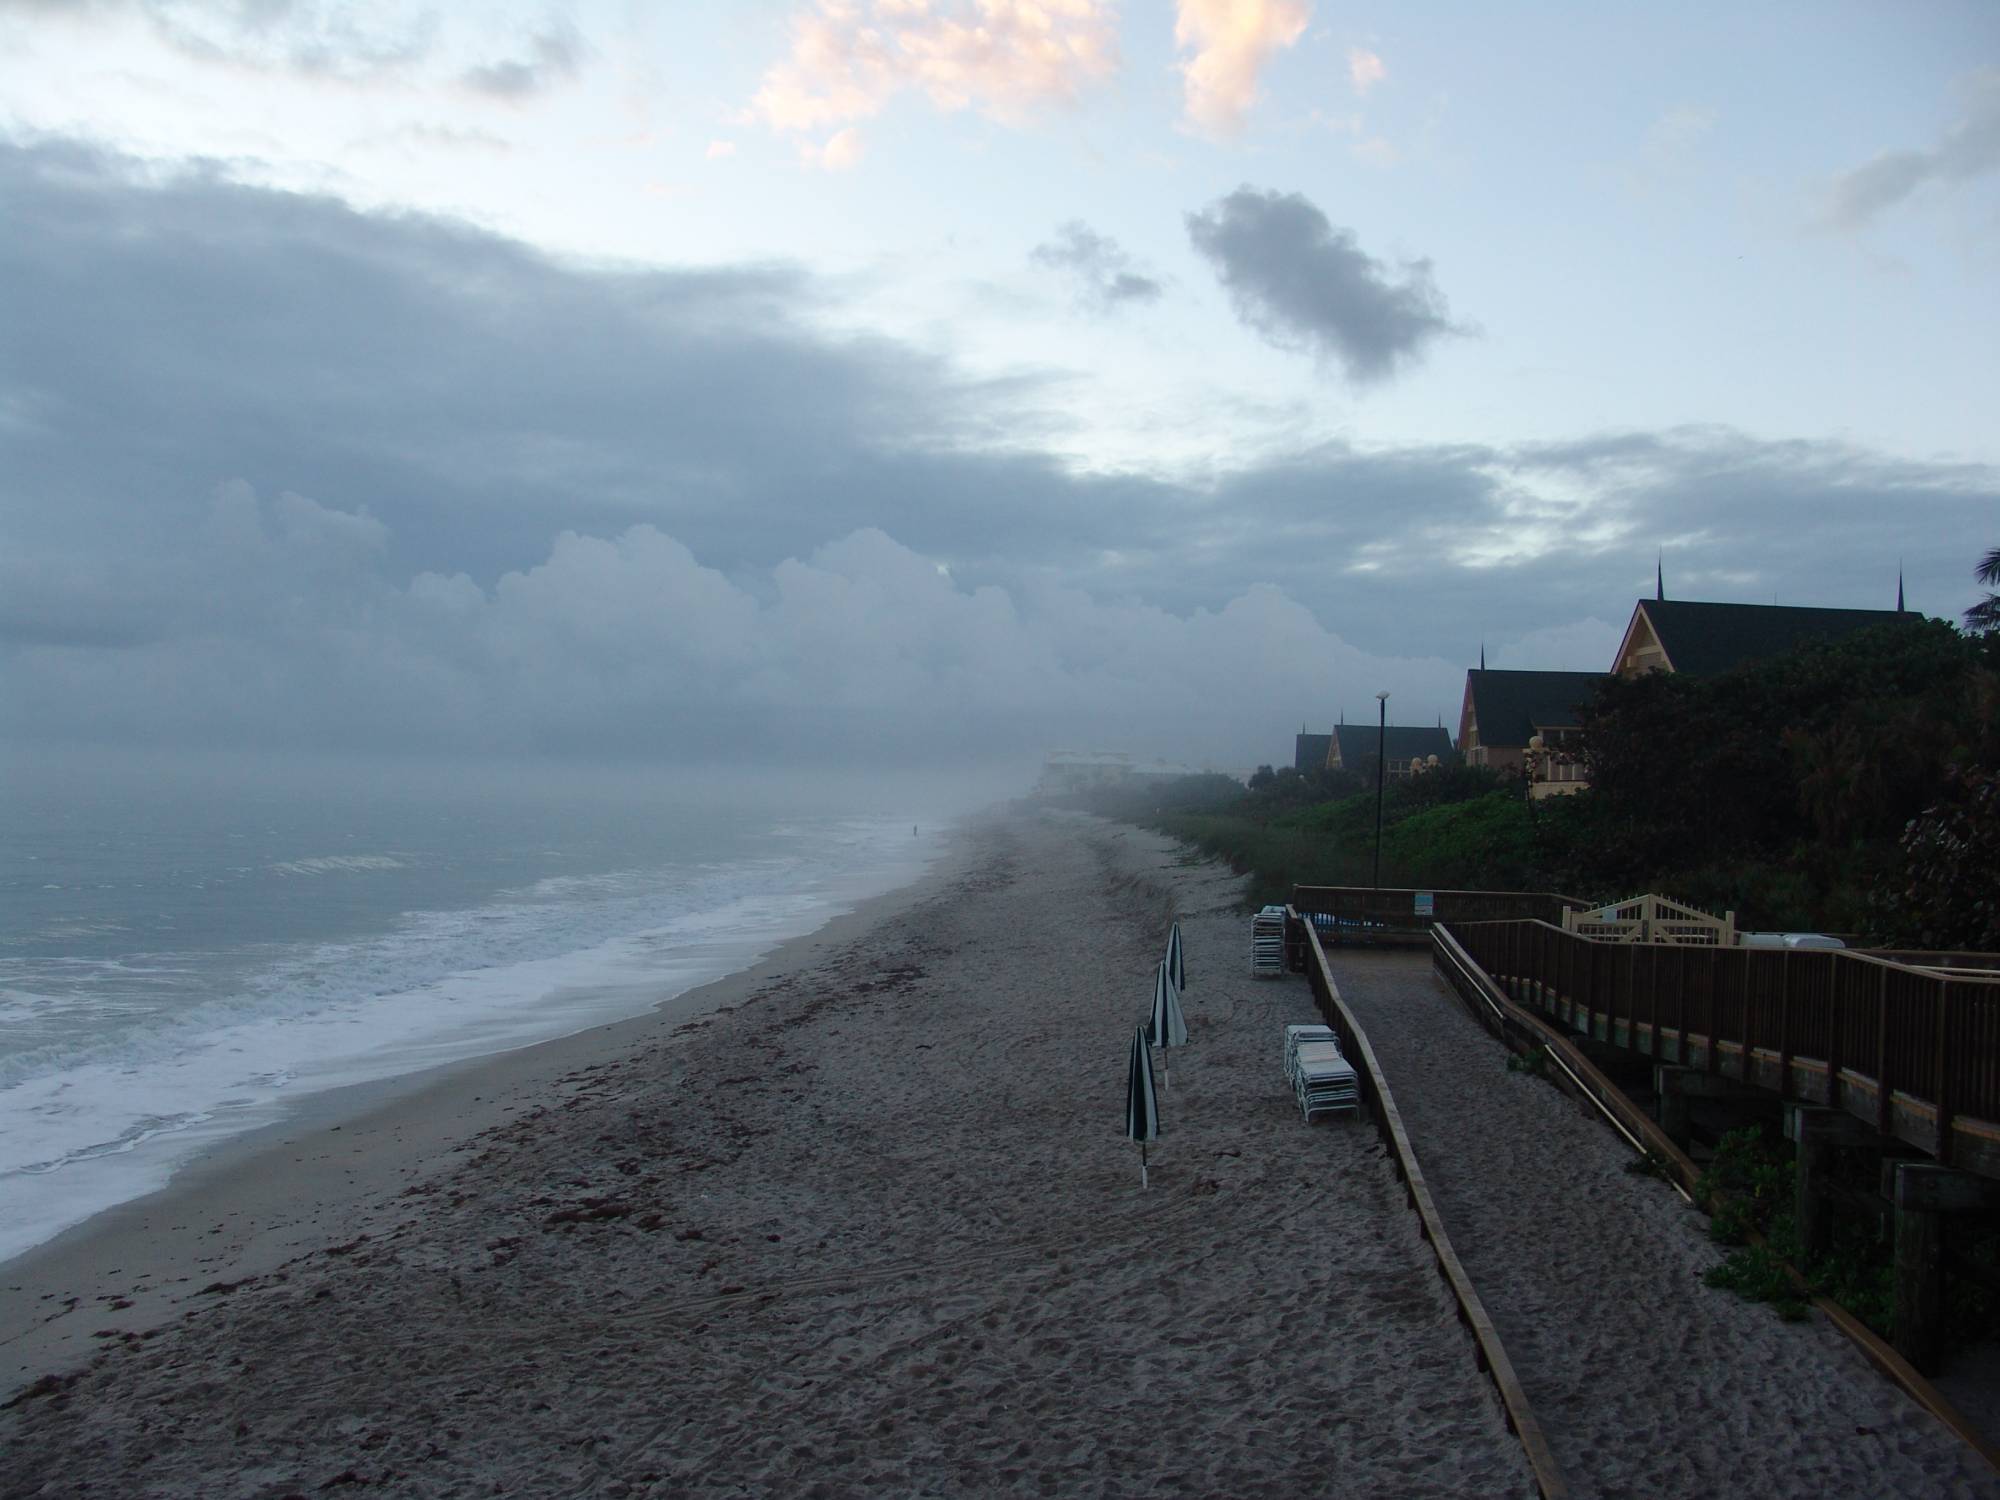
0,751,962,1265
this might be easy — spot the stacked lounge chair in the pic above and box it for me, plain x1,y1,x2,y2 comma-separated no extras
1292,1039,1360,1122
1251,905,1287,976
1282,1023,1338,1081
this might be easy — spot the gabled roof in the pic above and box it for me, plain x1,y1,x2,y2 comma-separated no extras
1293,733,1332,773
1329,724,1454,768
1618,599,1915,678
1463,669,1605,750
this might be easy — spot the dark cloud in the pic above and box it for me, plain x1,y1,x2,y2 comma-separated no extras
1030,221,1163,312
1821,68,2000,229
1185,185,1461,383
2,141,1991,765
460,24,584,99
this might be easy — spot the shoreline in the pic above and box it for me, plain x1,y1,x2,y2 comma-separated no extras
1,823,977,1393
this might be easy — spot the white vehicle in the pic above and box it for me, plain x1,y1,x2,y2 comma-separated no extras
1738,931,1846,951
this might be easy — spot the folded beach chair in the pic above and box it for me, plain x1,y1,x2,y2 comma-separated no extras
1251,905,1288,976
1293,1041,1360,1122
1282,1024,1338,1083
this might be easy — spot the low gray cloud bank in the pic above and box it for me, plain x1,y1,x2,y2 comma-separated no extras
1,480,1463,766
1185,185,1461,382
3,141,1992,768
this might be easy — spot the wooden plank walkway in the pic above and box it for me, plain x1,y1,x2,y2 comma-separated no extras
1324,948,2000,1500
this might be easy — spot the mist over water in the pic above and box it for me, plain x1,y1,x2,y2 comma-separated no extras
0,748,1009,1263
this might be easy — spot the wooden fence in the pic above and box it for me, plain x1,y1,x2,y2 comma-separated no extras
1447,918,2000,1178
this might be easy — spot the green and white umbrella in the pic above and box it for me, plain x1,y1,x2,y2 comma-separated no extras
1146,960,1188,1087
1164,921,1186,993
1124,1025,1160,1188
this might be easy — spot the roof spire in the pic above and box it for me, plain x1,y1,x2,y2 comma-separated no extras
1656,555,1665,602
1479,639,1486,671
1897,566,1905,613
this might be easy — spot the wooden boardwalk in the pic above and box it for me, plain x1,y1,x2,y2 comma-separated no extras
1319,947,2000,1500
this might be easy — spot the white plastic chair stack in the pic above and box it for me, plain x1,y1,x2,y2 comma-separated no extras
1292,1039,1360,1122
1282,1023,1337,1082
1251,905,1287,976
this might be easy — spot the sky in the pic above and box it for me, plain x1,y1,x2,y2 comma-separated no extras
2,1,1997,776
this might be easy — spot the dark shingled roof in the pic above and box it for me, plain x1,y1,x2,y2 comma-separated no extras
1329,724,1454,769
1294,733,1333,773
1640,600,1914,678
1465,669,1605,751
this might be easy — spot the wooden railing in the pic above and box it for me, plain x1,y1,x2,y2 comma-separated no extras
1448,918,2000,1178
1291,886,1591,946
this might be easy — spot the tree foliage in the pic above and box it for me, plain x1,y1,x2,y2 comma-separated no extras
1966,545,2000,635
1871,766,2000,951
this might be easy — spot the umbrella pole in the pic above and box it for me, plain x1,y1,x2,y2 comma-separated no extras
1141,1142,1149,1190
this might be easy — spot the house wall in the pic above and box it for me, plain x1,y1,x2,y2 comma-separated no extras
1616,613,1670,676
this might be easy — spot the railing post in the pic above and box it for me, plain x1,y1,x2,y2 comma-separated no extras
1876,966,1893,1136
1649,944,1662,1061
1826,964,1844,1112
1779,950,1793,1099
1935,981,1954,1168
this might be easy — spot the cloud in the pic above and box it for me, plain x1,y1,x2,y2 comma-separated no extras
1185,186,1461,382
3,140,1993,764
705,139,739,160
1030,221,1163,312
460,24,584,99
135,0,439,81
1174,0,1309,136
1347,46,1383,96
1639,105,1714,170
800,126,866,171
749,0,1118,148
1820,67,2000,230
1,479,1468,766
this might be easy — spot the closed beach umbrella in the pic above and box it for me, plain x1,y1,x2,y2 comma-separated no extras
1124,1025,1160,1188
1164,921,1186,993
1146,960,1188,1088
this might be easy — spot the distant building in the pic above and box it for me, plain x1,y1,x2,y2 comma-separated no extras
1293,732,1333,774
1326,724,1455,783
1612,599,1914,678
1458,669,1603,797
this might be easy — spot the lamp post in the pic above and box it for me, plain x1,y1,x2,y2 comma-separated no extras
1372,691,1390,890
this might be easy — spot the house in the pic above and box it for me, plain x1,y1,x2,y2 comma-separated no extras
1612,598,1914,678
1326,723,1455,782
1458,669,1604,796
1293,732,1333,774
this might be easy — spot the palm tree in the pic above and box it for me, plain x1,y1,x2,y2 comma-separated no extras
1967,547,2000,634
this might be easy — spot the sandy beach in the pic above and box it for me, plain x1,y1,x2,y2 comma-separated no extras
7,809,1994,1497
2,810,1536,1498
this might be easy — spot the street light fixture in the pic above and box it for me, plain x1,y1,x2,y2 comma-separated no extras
1373,691,1390,890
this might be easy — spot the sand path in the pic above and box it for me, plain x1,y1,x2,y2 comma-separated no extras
1,813,1534,1498
1328,946,2000,1500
